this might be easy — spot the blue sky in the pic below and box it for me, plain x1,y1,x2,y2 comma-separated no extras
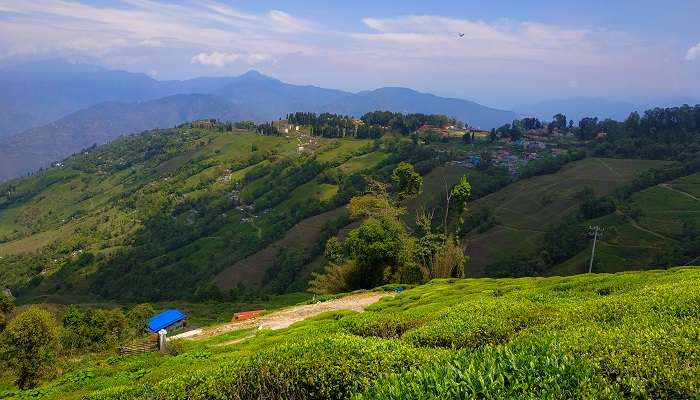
1,0,698,107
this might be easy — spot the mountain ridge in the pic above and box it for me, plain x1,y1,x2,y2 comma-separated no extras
0,60,518,181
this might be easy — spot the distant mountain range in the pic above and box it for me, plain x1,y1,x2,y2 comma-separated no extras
0,60,520,181
0,94,252,181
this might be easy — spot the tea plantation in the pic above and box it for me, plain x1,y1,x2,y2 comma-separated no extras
4,267,698,399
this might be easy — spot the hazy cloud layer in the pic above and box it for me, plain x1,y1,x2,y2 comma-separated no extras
687,43,700,61
0,1,698,104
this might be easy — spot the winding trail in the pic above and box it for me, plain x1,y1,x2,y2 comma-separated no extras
660,183,700,201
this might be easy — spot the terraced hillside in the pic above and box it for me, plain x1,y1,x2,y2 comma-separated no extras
410,158,672,275
0,125,424,300
553,171,700,274
5,267,698,399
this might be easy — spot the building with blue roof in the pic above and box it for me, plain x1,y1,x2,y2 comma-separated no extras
147,308,187,333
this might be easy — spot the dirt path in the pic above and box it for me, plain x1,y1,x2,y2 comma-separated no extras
618,211,674,242
194,291,392,340
660,183,700,201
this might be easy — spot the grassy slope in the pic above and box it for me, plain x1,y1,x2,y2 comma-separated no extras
457,158,669,275
0,129,375,298
214,150,391,291
553,171,700,274
5,267,698,399
215,206,347,290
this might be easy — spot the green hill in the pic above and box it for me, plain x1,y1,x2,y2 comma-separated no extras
0,124,431,301
3,267,698,399
553,171,700,274
408,158,672,275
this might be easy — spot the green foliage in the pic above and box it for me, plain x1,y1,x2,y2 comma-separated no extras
519,150,586,179
4,268,700,398
0,307,60,389
60,306,128,351
125,304,155,336
592,105,700,162
355,344,618,399
0,292,13,331
324,237,343,264
86,335,439,400
391,162,423,200
263,248,308,294
345,218,414,288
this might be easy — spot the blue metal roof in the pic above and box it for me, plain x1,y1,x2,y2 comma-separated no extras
147,308,187,332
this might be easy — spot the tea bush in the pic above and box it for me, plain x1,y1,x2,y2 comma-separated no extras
86,335,442,400
8,267,700,399
354,343,620,399
402,300,552,349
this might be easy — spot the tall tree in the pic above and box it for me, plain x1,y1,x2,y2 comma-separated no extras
391,162,424,201
0,307,60,389
552,113,567,131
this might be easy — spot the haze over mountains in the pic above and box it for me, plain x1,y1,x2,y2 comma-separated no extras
0,60,521,181
2,60,696,183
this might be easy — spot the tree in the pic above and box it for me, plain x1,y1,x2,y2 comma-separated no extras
0,292,14,331
451,176,472,234
521,117,543,131
345,217,414,288
578,117,599,140
552,113,567,131
442,175,472,234
324,237,343,264
423,238,466,280
0,307,60,389
391,162,423,201
126,303,155,336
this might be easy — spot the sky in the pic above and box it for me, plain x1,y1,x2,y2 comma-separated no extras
1,0,699,108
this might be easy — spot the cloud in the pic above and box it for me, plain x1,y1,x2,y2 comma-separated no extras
0,1,694,101
0,0,318,61
268,10,314,33
247,53,271,65
686,42,700,61
190,52,240,67
139,39,163,48
353,16,597,64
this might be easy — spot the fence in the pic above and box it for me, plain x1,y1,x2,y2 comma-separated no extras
118,336,159,355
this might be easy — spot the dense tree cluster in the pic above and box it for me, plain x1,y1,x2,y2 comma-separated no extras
310,163,472,294
285,111,459,138
591,105,700,161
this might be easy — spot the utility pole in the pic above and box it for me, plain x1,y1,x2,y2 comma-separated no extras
588,226,602,273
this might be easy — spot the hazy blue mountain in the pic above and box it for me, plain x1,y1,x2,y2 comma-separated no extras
0,60,167,137
0,94,251,181
0,61,517,134
210,70,352,120
0,60,519,181
324,87,517,129
519,98,642,123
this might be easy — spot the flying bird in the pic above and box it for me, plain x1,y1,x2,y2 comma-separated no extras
458,33,465,37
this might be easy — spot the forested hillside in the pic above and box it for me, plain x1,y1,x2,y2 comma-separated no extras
2,105,700,303
0,118,440,301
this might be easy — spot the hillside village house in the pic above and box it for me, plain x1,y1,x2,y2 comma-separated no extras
148,308,187,334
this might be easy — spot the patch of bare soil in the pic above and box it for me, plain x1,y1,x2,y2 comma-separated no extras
195,291,392,340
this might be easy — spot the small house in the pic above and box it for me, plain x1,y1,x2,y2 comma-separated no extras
148,308,187,333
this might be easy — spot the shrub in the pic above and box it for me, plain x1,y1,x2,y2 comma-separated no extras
403,300,551,349
339,311,425,339
0,307,60,389
354,343,620,399
94,335,439,400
